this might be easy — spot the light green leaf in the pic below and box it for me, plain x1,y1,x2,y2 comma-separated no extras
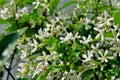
0,18,7,24
104,32,117,38
18,0,34,7
113,10,120,26
49,0,60,15
45,37,60,51
0,0,7,6
59,0,77,10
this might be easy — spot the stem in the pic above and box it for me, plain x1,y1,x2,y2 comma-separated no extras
12,57,20,69
12,0,20,28
94,73,99,80
95,0,99,16
109,0,112,11
4,66,15,80
10,48,17,69
4,48,17,80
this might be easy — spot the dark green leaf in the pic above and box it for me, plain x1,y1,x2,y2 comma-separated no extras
81,69,94,80
0,27,27,60
110,58,120,67
0,32,18,60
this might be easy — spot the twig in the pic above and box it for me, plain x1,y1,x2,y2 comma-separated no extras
9,48,17,69
4,47,17,80
109,0,112,11
12,56,20,69
4,66,15,80
95,0,99,16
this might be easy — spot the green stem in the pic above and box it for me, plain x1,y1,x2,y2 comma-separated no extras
95,0,99,16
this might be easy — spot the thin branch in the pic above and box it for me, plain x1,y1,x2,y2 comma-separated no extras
4,66,15,80
109,0,112,11
95,0,99,16
9,48,17,69
12,56,20,69
4,47,17,80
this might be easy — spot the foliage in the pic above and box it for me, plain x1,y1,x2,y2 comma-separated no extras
0,0,120,80
0,27,27,71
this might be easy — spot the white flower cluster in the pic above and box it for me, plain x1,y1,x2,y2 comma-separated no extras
0,7,12,20
13,0,120,79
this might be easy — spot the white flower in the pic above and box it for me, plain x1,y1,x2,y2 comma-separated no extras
32,63,44,78
74,32,80,39
62,70,80,80
31,39,38,53
111,76,116,80
79,35,92,44
97,50,114,62
97,16,104,21
91,43,100,50
32,0,40,9
81,51,93,63
96,11,113,28
0,7,11,20
111,0,118,6
20,50,27,59
35,28,51,39
60,32,73,43
17,63,28,74
68,70,80,80
94,27,104,41
116,2,120,9
84,18,91,30
15,7,28,19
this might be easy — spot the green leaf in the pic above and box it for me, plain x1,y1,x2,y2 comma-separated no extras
45,37,60,50
0,27,27,60
0,33,18,60
110,58,120,67
17,27,28,36
18,78,28,80
81,69,94,80
23,0,34,4
59,0,77,10
0,0,7,6
104,32,117,38
49,0,60,15
18,0,34,7
0,18,7,24
113,10,120,26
